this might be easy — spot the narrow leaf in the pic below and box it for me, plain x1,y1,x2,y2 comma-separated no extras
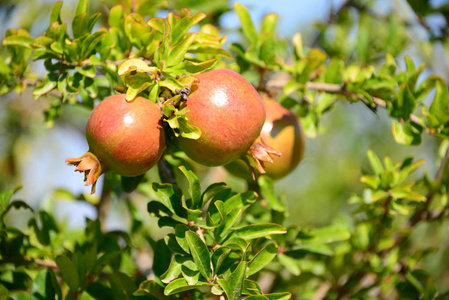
50,1,63,25
179,166,201,209
234,2,259,45
75,0,88,15
185,231,212,280
218,259,247,300
164,278,211,295
247,243,278,276
55,256,79,291
366,150,383,175
233,224,286,240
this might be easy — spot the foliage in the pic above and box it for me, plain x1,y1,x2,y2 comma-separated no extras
1,0,449,299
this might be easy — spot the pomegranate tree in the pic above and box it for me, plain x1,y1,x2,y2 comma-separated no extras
226,95,305,180
177,68,266,166
66,94,165,193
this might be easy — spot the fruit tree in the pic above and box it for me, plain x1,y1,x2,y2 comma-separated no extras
1,0,449,299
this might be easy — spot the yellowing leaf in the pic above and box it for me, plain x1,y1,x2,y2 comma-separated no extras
118,59,159,76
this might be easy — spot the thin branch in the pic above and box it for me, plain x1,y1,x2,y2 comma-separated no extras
267,80,424,128
157,158,177,185
33,258,58,269
97,178,111,232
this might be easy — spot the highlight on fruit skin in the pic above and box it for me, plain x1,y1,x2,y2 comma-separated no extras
66,94,165,194
225,96,305,180
177,68,266,167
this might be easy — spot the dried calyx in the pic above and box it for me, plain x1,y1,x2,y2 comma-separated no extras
66,152,103,194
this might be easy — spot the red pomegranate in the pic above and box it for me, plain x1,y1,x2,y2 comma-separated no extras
225,96,305,180
178,69,266,166
66,94,165,193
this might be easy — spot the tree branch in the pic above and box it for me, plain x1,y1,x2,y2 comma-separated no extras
267,80,423,127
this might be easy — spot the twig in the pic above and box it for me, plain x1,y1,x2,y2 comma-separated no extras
312,282,332,300
157,158,177,185
267,80,424,128
97,178,111,232
33,258,58,269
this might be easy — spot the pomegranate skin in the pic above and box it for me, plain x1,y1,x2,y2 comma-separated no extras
178,69,265,166
225,97,305,180
260,97,305,179
86,94,165,177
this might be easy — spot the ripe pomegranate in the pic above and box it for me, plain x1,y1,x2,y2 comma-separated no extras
178,69,266,166
66,94,165,193
226,96,305,180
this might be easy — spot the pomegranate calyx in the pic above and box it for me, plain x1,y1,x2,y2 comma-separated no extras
65,152,103,194
247,140,282,178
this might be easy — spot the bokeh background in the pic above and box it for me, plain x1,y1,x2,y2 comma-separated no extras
1,0,448,240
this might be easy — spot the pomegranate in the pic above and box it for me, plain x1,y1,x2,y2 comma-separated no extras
66,94,165,193
226,96,305,180
178,69,266,166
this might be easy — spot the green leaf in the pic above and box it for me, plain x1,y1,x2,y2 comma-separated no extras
0,187,21,215
429,80,449,125
164,278,211,295
292,33,304,59
166,233,188,254
166,33,196,67
152,239,172,283
178,116,202,139
135,280,166,299
366,150,383,175
302,225,351,245
258,176,284,211
218,259,247,300
109,5,124,28
181,260,200,285
109,272,137,300
212,246,231,275
360,174,380,189
169,13,206,44
179,166,202,209
72,13,88,39
243,279,262,295
247,243,278,276
160,255,183,283
121,174,144,193
248,293,292,300
152,183,185,218
75,65,96,78
147,17,170,39
183,59,218,75
185,231,212,280
86,282,114,299
147,201,173,218
33,73,58,99
392,121,422,145
390,84,416,120
32,270,61,300
278,254,300,276
234,2,259,45
215,209,243,243
50,1,63,25
201,182,228,207
118,59,158,76
55,255,79,291
223,191,257,212
81,29,107,58
175,224,191,254
261,13,278,35
75,0,88,15
3,35,34,48
233,224,286,240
